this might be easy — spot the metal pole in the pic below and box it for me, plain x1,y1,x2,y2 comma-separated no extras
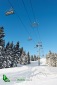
38,45,40,66
38,42,42,66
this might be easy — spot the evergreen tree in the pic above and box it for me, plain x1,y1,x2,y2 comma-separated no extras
19,47,23,56
36,56,38,60
0,27,5,47
16,41,19,50
0,27,32,68
0,27,5,68
27,52,30,64
6,42,10,49
2,61,7,68
34,55,36,61
9,42,13,49
31,55,34,61
25,56,27,65
0,46,3,68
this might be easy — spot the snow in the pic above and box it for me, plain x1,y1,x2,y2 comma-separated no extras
0,58,57,85
40,58,46,65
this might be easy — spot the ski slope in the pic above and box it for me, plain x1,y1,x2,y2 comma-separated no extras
0,58,57,85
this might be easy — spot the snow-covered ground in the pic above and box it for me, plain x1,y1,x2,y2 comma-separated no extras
0,58,57,85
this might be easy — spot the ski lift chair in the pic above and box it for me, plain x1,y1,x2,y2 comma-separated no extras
31,22,39,27
5,8,14,16
28,37,32,41
36,45,38,47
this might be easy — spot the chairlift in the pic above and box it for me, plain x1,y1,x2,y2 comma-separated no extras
31,21,39,27
38,42,42,47
36,44,38,47
35,44,42,48
39,44,42,47
28,37,32,41
34,44,38,48
5,8,14,16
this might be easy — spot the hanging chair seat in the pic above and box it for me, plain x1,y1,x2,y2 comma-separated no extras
5,10,14,16
28,37,32,41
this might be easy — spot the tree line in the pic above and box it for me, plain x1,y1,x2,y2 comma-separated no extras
0,27,37,68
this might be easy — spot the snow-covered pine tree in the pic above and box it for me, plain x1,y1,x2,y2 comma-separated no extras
10,42,20,67
31,55,34,61
27,52,30,64
15,41,20,61
19,47,23,64
0,46,3,68
0,27,5,68
6,42,10,49
34,55,36,61
0,27,5,47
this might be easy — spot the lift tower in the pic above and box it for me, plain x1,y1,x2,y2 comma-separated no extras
36,42,42,65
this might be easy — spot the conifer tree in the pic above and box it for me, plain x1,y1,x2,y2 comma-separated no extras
0,27,5,47
31,55,34,61
34,55,36,61
27,52,30,64
6,42,10,49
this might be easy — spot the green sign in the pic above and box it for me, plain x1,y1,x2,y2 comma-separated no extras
3,74,10,82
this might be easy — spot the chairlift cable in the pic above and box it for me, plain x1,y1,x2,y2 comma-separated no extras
21,0,32,23
30,0,36,21
7,0,36,45
7,0,13,9
30,0,44,56
30,0,41,42
21,0,39,42
30,0,44,44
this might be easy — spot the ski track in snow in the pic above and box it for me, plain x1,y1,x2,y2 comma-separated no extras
0,58,57,85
